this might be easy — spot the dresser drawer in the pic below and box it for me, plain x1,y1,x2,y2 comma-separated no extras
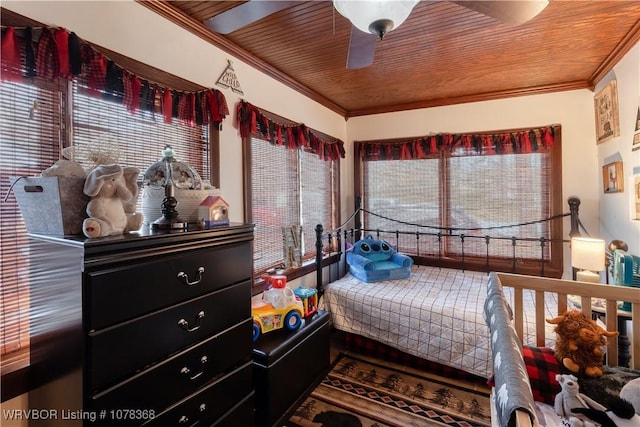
142,361,254,427
89,318,253,416
88,281,251,391
87,242,251,330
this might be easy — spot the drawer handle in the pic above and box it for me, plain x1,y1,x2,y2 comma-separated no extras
177,266,205,286
177,311,205,332
176,404,206,425
180,356,208,380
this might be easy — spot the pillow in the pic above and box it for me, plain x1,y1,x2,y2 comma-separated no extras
522,345,560,405
487,346,560,405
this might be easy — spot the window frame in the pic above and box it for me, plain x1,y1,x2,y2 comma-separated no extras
243,132,341,295
354,125,564,277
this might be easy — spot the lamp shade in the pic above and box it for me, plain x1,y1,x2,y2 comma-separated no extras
571,237,605,272
333,0,419,37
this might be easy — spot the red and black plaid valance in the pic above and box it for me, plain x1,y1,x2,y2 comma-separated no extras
1,26,229,127
236,100,345,161
358,126,556,161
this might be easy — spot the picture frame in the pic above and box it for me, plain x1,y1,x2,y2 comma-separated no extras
633,105,640,151
594,80,620,144
634,175,640,220
603,161,624,193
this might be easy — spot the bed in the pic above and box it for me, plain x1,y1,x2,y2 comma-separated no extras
312,196,639,425
314,196,583,380
487,272,640,427
322,264,561,379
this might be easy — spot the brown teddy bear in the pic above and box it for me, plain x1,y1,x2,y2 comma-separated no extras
547,310,618,377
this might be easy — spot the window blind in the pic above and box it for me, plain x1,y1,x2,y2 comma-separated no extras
72,81,210,203
250,137,338,276
361,132,557,270
1,77,66,369
0,79,211,385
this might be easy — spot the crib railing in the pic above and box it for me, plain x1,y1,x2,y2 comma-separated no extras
496,272,640,371
491,272,640,427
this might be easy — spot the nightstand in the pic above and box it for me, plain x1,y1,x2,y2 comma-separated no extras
252,309,330,427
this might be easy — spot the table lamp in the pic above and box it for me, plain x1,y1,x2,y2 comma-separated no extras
571,237,606,283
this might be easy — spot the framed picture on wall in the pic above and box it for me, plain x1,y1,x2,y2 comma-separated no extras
635,175,640,220
603,161,624,193
594,80,620,144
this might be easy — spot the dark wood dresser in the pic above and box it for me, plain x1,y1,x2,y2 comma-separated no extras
27,224,255,426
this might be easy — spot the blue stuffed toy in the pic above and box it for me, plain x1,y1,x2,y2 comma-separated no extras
346,235,413,282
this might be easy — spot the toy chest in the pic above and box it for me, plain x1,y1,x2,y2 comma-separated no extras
252,310,330,427
11,176,88,235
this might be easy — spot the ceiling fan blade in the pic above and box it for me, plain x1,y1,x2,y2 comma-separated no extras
204,0,298,34
346,27,377,70
454,1,548,25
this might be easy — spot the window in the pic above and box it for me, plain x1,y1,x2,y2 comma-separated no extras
0,44,216,401
245,135,339,286
246,134,339,285
356,125,562,276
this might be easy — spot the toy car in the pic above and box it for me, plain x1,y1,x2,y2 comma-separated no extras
252,276,305,341
251,301,304,342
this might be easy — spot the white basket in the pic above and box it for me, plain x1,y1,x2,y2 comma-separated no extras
141,187,220,225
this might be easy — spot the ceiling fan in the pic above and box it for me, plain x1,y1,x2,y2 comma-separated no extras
204,0,549,70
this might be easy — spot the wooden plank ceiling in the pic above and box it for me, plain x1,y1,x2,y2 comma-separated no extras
139,1,640,117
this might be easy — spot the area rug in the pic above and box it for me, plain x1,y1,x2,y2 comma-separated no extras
285,353,491,427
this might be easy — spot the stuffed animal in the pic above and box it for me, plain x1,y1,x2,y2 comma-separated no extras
554,374,606,427
82,164,143,238
572,396,640,427
547,310,618,377
346,235,413,282
620,377,640,415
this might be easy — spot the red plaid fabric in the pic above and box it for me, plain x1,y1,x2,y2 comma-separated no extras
162,89,172,124
1,27,22,82
123,73,141,113
486,346,560,404
54,28,70,78
216,89,229,118
522,345,560,404
36,28,59,79
82,45,106,96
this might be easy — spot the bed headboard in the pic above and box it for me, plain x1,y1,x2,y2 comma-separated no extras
315,196,584,296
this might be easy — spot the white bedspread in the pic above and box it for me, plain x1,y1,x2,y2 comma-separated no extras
322,265,560,379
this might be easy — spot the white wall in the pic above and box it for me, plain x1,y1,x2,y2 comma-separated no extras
596,44,640,255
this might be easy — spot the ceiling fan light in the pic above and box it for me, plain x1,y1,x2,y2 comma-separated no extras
334,0,419,37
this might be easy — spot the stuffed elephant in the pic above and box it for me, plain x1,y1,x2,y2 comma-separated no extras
82,164,143,238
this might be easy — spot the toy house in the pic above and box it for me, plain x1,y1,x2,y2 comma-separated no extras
198,195,229,227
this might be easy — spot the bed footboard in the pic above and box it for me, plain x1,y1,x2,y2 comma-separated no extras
486,272,640,427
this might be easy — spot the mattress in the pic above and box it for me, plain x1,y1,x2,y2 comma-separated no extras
322,265,560,379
